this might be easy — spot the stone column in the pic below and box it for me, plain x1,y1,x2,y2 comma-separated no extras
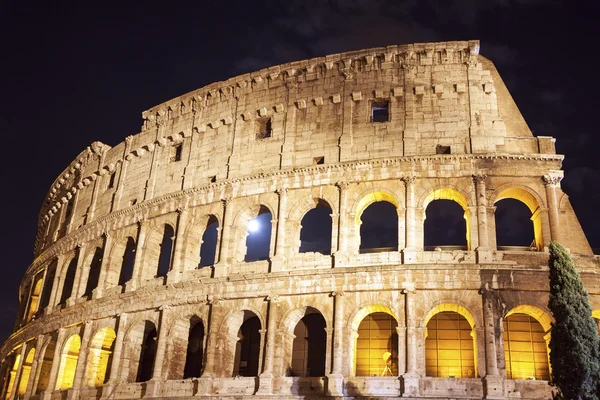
327,291,344,396
167,206,190,283
271,188,288,272
113,136,134,211
257,297,279,394
402,287,419,397
129,219,148,291
9,344,28,400
24,335,45,399
92,232,113,299
333,182,349,268
214,199,231,277
67,321,94,399
47,254,67,312
481,290,504,399
101,313,127,398
146,307,169,397
543,174,563,244
71,244,88,301
402,177,418,263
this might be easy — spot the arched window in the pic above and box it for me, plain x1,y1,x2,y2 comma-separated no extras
59,257,78,304
157,224,175,278
495,199,535,249
3,353,20,400
199,216,219,267
355,312,398,376
503,313,550,380
291,313,326,376
16,348,35,396
83,247,103,297
244,208,272,262
299,202,332,254
38,260,57,312
233,315,261,376
25,276,43,322
118,237,136,286
183,319,205,378
136,321,157,382
55,334,81,390
424,200,468,250
35,334,57,393
85,328,116,387
425,311,475,378
359,201,398,253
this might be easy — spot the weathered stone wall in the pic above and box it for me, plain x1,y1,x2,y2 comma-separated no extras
2,41,599,400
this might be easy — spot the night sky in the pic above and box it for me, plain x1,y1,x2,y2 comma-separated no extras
1,1,599,344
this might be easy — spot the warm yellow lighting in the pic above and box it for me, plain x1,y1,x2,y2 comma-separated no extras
85,328,116,387
17,348,35,396
423,188,471,250
503,313,550,381
354,191,399,224
495,187,543,250
354,312,398,377
4,353,21,400
25,278,43,322
55,334,81,391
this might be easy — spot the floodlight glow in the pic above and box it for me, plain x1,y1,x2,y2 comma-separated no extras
247,219,259,233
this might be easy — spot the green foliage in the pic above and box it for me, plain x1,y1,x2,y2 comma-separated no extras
548,242,600,400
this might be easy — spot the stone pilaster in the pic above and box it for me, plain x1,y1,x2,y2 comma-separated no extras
402,177,418,263
42,327,66,398
167,206,190,283
146,307,170,397
92,232,113,299
333,182,349,268
402,286,420,397
257,296,279,394
543,173,563,244
327,291,344,396
101,313,127,399
270,188,288,272
214,199,231,277
129,219,148,291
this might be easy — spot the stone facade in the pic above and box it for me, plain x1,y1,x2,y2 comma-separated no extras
1,40,598,400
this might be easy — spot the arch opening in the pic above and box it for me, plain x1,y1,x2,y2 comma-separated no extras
199,216,219,267
299,201,332,255
233,314,261,377
16,348,35,396
495,188,543,250
355,312,398,376
425,311,475,378
503,313,550,380
35,334,57,393
85,327,116,387
244,207,272,262
83,247,103,297
59,257,78,305
118,237,136,286
157,224,175,278
25,276,43,322
55,334,81,390
3,353,20,400
38,260,57,312
135,321,158,383
183,319,205,378
359,201,398,253
291,312,326,376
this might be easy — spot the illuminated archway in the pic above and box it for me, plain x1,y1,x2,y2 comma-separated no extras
494,187,543,250
350,305,399,377
3,353,20,400
504,305,552,381
16,348,35,396
55,334,81,390
35,335,57,394
423,188,471,250
25,277,43,322
424,304,477,378
85,328,116,387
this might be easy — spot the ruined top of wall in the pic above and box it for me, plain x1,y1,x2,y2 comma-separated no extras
34,40,559,255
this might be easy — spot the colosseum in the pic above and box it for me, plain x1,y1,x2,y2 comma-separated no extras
1,39,598,400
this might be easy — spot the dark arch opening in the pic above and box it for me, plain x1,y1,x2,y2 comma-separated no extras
360,201,398,253
495,199,535,248
118,237,136,286
157,224,175,278
183,319,205,378
299,201,332,255
136,321,158,382
38,260,57,312
244,207,272,262
83,247,103,297
424,199,467,249
291,312,327,376
234,315,261,376
59,257,78,304
199,216,219,267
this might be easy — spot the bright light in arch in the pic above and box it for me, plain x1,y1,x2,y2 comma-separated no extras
247,219,260,233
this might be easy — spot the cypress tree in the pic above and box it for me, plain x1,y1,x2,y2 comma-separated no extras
548,241,600,399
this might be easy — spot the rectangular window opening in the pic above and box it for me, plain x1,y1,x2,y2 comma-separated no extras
255,117,272,139
313,156,325,165
371,100,389,123
210,176,217,183
108,172,116,189
170,144,183,162
436,145,451,155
